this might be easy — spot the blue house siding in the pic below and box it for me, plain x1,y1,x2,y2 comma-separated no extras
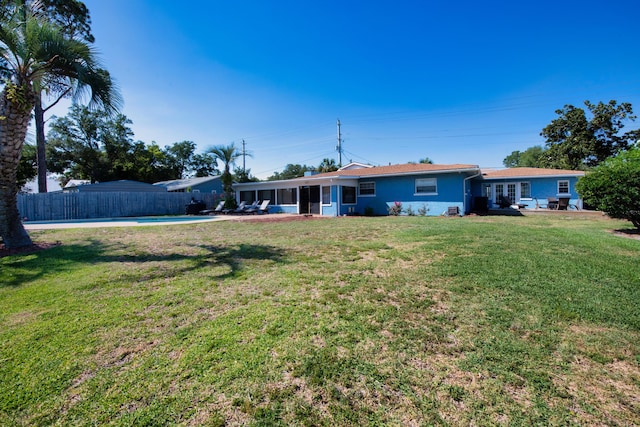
351,173,469,216
234,166,584,216
473,174,583,209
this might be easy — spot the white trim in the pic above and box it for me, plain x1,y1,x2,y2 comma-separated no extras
358,181,376,197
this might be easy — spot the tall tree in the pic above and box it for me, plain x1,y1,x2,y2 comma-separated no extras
317,158,338,173
267,164,315,181
47,105,109,183
32,0,95,193
0,1,120,248
208,143,241,203
503,146,545,168
540,100,639,170
164,141,196,179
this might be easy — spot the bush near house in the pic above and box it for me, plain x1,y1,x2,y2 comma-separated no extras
577,146,640,228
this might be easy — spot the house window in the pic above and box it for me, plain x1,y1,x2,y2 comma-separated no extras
342,186,356,204
520,182,531,199
239,191,256,203
484,184,492,199
415,178,437,195
558,180,569,195
277,188,297,205
258,189,275,203
359,182,375,196
322,186,331,205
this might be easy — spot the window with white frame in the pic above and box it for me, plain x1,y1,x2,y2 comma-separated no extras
322,186,331,205
415,178,437,195
558,180,570,195
520,182,531,199
277,188,297,205
359,181,375,196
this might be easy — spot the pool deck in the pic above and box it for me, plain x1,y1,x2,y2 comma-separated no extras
23,216,231,230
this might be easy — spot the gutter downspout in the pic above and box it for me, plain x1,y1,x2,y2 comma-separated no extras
463,172,482,215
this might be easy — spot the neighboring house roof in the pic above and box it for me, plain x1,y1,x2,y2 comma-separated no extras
64,179,90,188
296,163,479,180
153,176,221,192
481,167,585,179
338,162,373,171
69,180,167,192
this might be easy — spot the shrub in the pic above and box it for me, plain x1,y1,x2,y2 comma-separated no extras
388,201,403,216
418,204,429,216
576,146,640,228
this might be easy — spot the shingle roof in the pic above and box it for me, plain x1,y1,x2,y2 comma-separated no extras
481,167,585,179
297,163,479,179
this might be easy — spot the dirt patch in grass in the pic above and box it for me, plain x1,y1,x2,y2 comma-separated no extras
0,241,61,258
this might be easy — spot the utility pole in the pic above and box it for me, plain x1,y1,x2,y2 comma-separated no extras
242,139,246,172
336,119,343,167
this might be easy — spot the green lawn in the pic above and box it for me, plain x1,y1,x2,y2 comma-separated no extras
1,214,639,426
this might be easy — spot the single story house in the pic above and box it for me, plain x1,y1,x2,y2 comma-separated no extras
153,176,223,195
233,163,585,216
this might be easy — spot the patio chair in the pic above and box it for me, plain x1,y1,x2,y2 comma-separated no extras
244,199,270,215
498,195,526,209
200,200,224,215
557,197,569,210
547,197,558,210
223,200,246,214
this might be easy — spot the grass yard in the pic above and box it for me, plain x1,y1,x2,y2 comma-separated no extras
1,214,639,426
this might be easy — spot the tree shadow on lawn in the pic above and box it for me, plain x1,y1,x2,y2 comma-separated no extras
0,239,288,288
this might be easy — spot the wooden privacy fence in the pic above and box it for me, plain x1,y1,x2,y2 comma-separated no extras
18,192,218,222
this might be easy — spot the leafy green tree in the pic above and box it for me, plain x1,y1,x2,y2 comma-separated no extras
17,142,37,190
418,157,434,164
47,105,110,183
267,164,315,181
233,166,258,183
208,143,241,204
503,146,546,168
0,1,120,247
191,152,219,177
317,158,338,172
163,141,196,179
576,146,640,229
540,100,639,170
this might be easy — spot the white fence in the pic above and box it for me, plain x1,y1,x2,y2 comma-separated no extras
17,192,218,221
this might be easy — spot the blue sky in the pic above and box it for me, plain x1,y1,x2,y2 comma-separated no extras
66,0,640,179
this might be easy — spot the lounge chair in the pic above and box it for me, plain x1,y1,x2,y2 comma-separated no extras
223,200,246,214
200,200,224,215
244,200,270,215
498,195,526,209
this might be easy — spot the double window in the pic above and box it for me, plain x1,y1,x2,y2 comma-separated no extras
359,182,375,196
415,178,437,195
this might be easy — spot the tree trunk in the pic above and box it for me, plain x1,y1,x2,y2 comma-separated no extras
0,88,35,249
35,95,48,193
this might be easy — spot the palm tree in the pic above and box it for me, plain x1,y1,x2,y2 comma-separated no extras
207,143,241,203
318,158,338,173
0,1,120,248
